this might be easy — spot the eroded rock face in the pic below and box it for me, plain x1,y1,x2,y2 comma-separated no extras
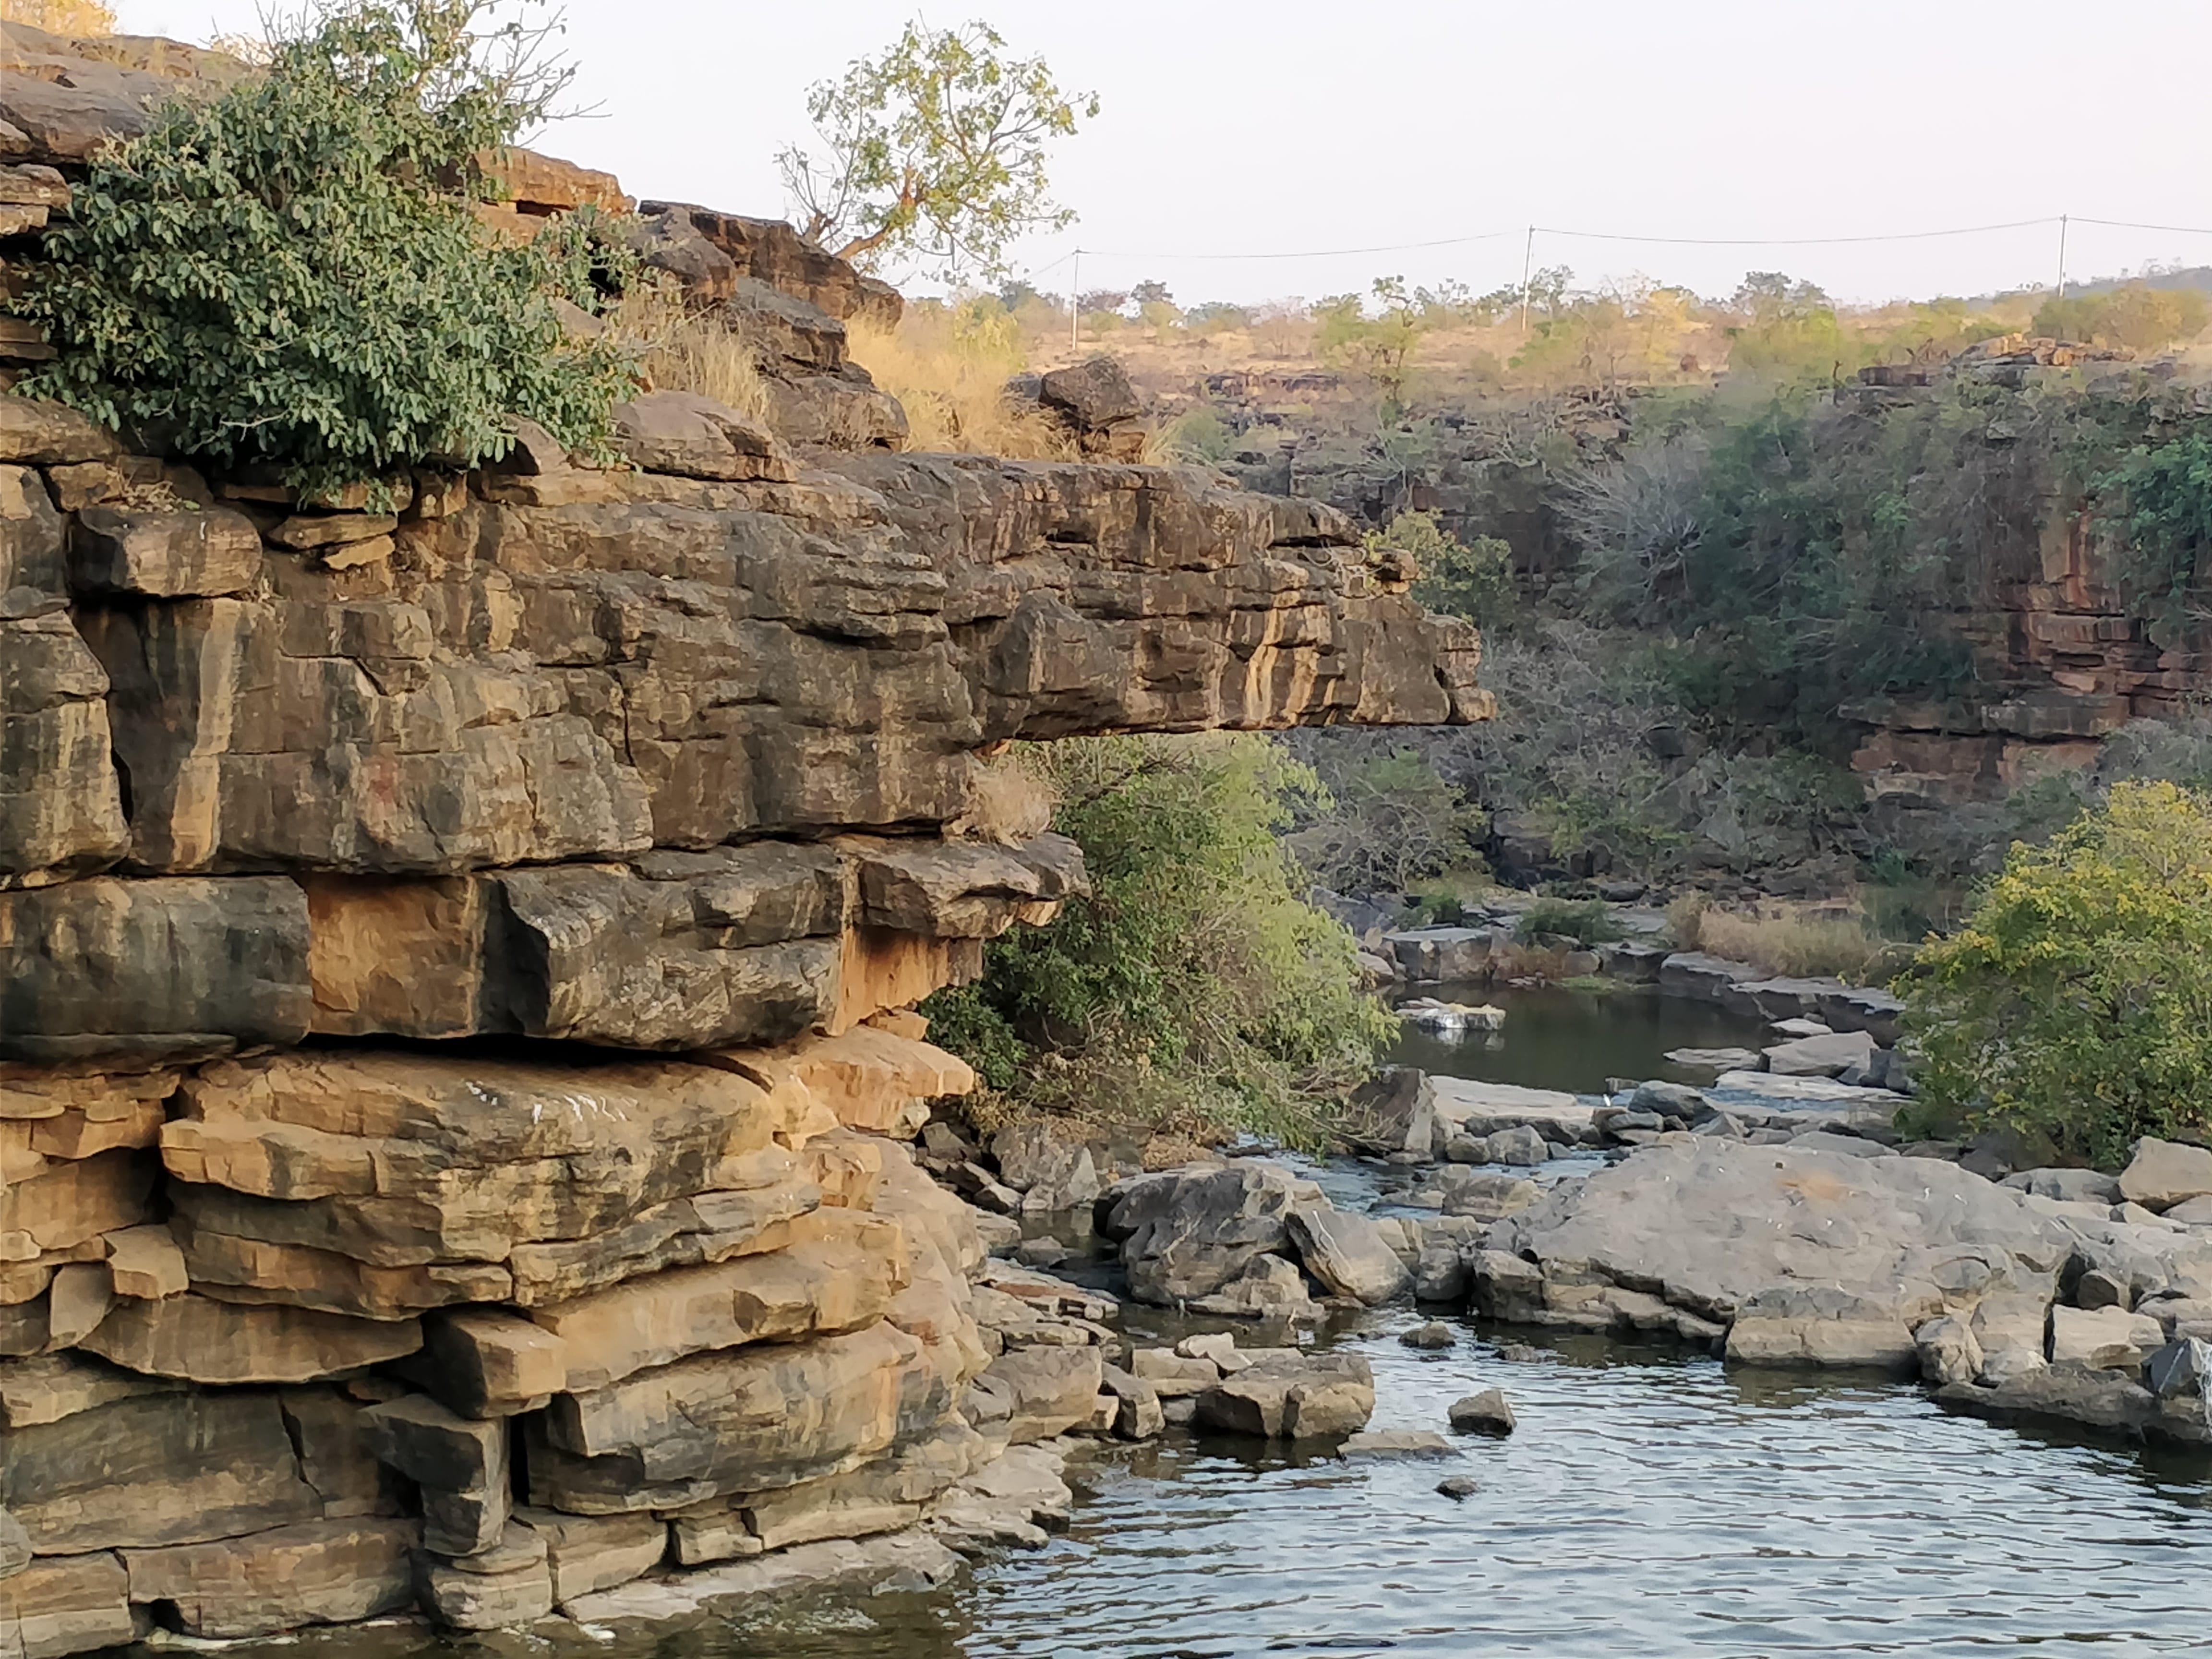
0,31,1489,1644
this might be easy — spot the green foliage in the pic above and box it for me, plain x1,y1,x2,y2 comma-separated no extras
1286,745,1489,896
923,735,1394,1146
1513,897,1625,947
1366,508,1516,630
16,0,637,500
1315,277,1424,403
1726,272,1855,380
777,20,1096,277
1162,404,1236,466
2033,283,2211,353
2068,385,2212,646
1903,781,2212,1167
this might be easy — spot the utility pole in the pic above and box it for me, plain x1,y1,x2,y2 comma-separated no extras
2056,215,2070,300
1519,225,1536,336
1070,250,1081,353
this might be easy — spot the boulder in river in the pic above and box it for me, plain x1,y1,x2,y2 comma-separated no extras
1447,1389,1515,1435
1286,1205,1409,1305
1106,1162,1302,1305
2118,1138,2212,1213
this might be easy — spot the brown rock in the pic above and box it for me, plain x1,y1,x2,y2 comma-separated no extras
1,1388,318,1551
0,612,128,887
414,1551,553,1630
280,1386,403,1518
0,1551,134,1659
530,1233,902,1394
419,1308,568,1417
0,1352,180,1429
533,1323,951,1512
981,1346,1106,1443
42,1262,111,1347
0,398,116,467
0,1151,154,1260
67,506,262,599
120,1519,419,1637
266,512,400,551
0,878,311,1065
77,1293,421,1385
613,391,794,483
360,1394,509,1557
101,1225,187,1300
514,1508,666,1605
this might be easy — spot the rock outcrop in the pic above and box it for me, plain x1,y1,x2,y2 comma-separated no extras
0,23,1487,1652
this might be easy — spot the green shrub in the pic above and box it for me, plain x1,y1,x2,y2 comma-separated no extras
1513,896,1625,948
16,0,638,499
1901,780,2212,1167
923,734,1393,1147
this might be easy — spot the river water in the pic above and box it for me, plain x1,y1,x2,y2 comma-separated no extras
297,988,2212,1657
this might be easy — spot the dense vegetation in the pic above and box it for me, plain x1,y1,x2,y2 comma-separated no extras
923,736,1393,1149
1902,781,2212,1167
16,0,638,498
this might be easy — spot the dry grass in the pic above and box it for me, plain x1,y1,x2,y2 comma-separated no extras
1666,893,1902,982
845,311,1073,459
953,752,1058,845
605,279,771,424
2,0,117,33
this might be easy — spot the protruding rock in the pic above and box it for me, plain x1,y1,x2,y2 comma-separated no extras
67,506,261,599
1447,1388,1516,1435
2119,1138,2212,1213
1286,1205,1409,1306
119,1519,418,1637
78,1294,421,1385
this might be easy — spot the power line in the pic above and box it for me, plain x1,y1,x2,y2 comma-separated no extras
1059,229,1517,263
2071,215,2212,238
1532,216,2061,248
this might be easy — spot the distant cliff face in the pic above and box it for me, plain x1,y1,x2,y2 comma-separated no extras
0,22,1488,1647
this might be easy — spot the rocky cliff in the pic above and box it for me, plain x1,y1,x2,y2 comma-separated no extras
0,21,1485,1648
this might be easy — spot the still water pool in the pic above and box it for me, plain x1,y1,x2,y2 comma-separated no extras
684,1311,2212,1657
1387,982,1770,1095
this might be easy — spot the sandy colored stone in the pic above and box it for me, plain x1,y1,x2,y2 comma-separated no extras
533,1323,951,1513
513,1508,666,1605
163,1051,783,1266
67,505,261,599
77,1293,421,1384
532,1232,903,1394
419,1308,568,1417
279,1386,401,1519
119,1519,418,1637
0,1152,153,1262
0,1551,133,1659
414,1551,552,1630
42,1263,110,1347
304,876,493,1041
980,1346,1105,1444
745,1026,975,1137
168,1203,514,1318
100,1225,186,1300
0,1353,180,1428
830,929,985,1036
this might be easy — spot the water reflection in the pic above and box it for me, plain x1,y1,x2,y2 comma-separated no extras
469,1310,2212,1659
1387,984,1773,1096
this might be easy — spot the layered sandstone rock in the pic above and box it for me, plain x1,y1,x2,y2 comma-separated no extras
0,28,1486,1651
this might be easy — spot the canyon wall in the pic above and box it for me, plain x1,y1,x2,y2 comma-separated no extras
0,21,1486,1647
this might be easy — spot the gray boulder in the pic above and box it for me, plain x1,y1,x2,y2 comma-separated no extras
1762,1029,1879,1078
2119,1138,2212,1212
1487,1125,1551,1166
1447,1389,1515,1435
1114,1161,1300,1305
1286,1205,1410,1306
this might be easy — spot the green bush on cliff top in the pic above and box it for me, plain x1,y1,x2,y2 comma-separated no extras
15,0,637,498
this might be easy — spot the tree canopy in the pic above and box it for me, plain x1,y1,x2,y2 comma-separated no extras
777,19,1096,279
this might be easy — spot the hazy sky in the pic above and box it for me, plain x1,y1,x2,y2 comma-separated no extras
112,0,2212,307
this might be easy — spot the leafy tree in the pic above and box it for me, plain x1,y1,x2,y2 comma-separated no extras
1316,277,1423,402
923,735,1392,1147
1726,272,1853,379
1130,279,1173,306
1903,780,2212,1167
1368,508,1516,631
777,20,1096,278
15,0,637,500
